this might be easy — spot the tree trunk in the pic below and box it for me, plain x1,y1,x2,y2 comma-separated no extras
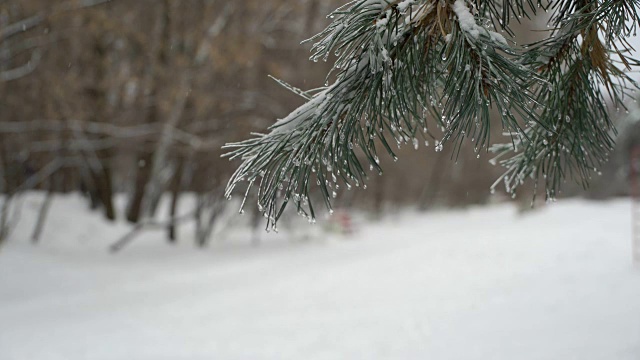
0,193,12,244
167,158,184,243
85,32,116,220
418,153,446,211
127,0,171,223
31,187,53,243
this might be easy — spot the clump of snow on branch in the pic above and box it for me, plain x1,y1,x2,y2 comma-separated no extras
271,90,329,134
451,0,507,47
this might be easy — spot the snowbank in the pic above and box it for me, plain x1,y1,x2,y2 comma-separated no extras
0,194,639,360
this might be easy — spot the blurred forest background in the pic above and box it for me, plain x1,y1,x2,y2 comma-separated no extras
1,0,639,246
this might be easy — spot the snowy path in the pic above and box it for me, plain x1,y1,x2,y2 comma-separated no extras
1,196,639,360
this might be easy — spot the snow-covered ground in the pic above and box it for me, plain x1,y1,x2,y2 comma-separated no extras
1,194,639,360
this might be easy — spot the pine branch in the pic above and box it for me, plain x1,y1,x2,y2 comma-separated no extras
491,0,639,200
224,0,640,228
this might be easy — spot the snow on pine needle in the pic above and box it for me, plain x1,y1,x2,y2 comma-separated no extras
223,0,639,229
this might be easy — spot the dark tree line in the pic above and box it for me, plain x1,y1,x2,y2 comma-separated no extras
1,0,633,246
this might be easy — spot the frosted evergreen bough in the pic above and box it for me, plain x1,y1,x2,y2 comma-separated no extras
223,0,640,229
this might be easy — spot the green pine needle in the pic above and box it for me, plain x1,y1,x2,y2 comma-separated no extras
224,0,640,228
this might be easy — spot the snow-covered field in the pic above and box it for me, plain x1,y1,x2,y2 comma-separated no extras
1,194,639,360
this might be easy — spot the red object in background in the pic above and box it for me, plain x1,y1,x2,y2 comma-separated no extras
332,209,354,235
630,146,640,264
339,211,353,235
